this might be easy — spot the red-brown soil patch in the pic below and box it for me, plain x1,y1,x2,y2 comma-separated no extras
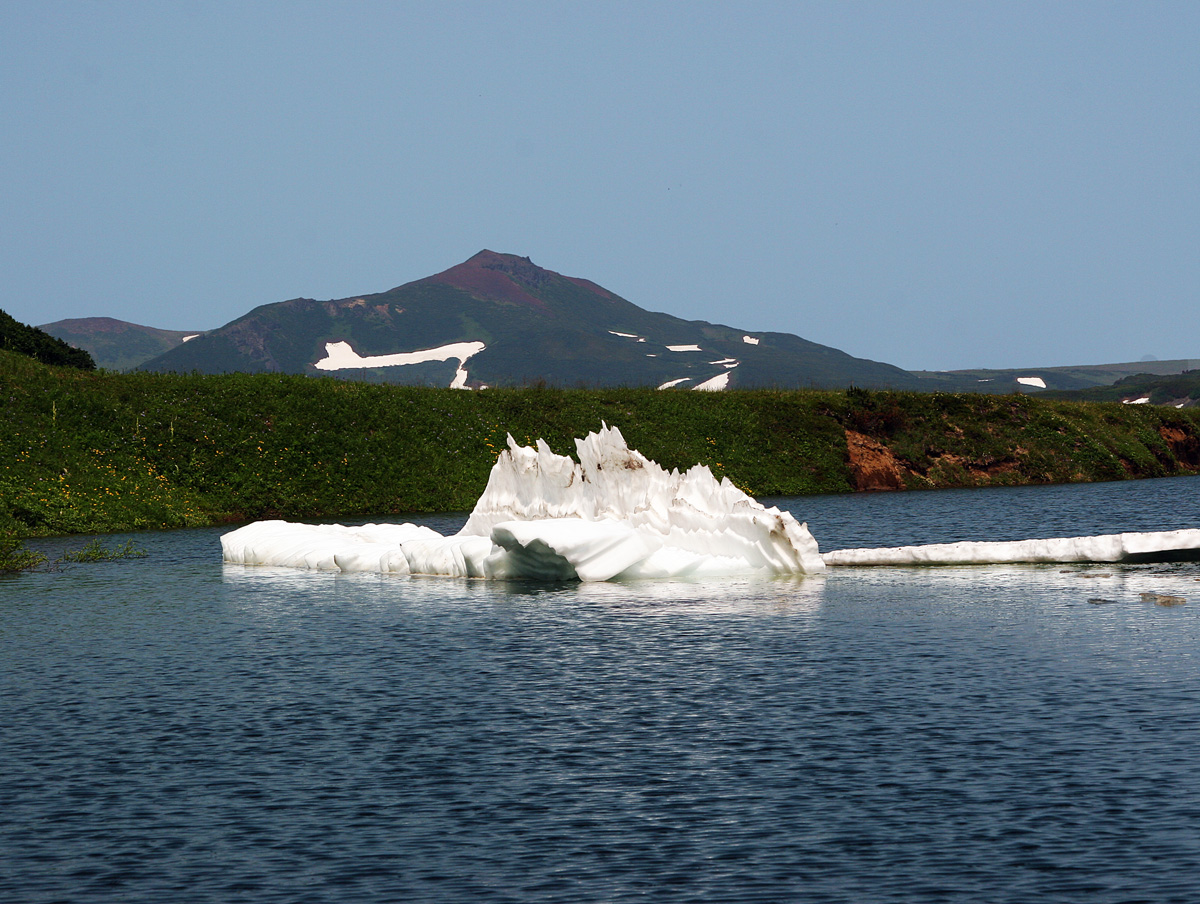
1160,425,1200,469
845,429,904,491
414,250,557,312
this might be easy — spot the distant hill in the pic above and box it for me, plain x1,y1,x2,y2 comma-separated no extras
0,309,94,370
1043,371,1200,408
912,359,1200,394
39,317,204,372
138,250,927,390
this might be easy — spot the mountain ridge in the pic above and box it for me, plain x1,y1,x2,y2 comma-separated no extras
135,251,927,390
35,252,1199,393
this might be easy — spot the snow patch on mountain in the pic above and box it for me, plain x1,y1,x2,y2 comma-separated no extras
694,373,731,391
314,340,486,385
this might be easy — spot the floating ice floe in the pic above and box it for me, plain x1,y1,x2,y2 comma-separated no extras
222,425,827,580
822,530,1200,567
222,426,1200,582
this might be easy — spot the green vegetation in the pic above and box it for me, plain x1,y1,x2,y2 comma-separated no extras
1,533,147,574
835,386,1200,487
0,535,48,573
0,308,95,370
2,348,1199,538
57,539,148,563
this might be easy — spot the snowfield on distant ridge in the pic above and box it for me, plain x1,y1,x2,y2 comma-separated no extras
694,373,731,391
314,340,486,387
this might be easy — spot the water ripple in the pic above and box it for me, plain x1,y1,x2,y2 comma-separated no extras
3,480,1200,902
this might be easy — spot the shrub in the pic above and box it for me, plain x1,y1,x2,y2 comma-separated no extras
0,534,47,573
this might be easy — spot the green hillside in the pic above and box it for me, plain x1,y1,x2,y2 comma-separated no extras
0,309,95,370
1044,371,1200,407
4,348,1199,539
39,317,202,372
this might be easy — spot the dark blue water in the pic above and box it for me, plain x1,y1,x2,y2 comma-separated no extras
770,470,1200,550
3,476,1200,903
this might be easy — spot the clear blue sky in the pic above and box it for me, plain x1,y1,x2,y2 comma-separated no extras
2,1,1196,371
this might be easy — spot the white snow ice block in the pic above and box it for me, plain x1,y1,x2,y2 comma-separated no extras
221,520,444,573
490,518,655,581
460,425,825,576
615,547,774,580
401,535,495,578
334,544,412,574
822,529,1200,567
221,425,827,580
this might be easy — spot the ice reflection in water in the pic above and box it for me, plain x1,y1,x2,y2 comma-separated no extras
221,563,830,618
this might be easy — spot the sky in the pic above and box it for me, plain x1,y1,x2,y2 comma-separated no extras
1,1,1197,371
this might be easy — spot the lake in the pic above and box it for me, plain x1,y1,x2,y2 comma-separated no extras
3,476,1200,903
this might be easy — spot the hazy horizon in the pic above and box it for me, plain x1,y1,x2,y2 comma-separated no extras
3,2,1197,371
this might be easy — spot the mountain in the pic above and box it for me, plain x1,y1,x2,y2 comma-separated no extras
38,318,204,372
1,309,94,370
138,250,927,390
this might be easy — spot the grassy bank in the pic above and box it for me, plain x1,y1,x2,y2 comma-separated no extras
3,349,1199,538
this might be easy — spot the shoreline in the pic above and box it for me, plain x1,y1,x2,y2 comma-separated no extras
3,352,1199,539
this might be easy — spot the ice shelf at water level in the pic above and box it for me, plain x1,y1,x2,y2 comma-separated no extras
822,529,1200,567
221,425,827,580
